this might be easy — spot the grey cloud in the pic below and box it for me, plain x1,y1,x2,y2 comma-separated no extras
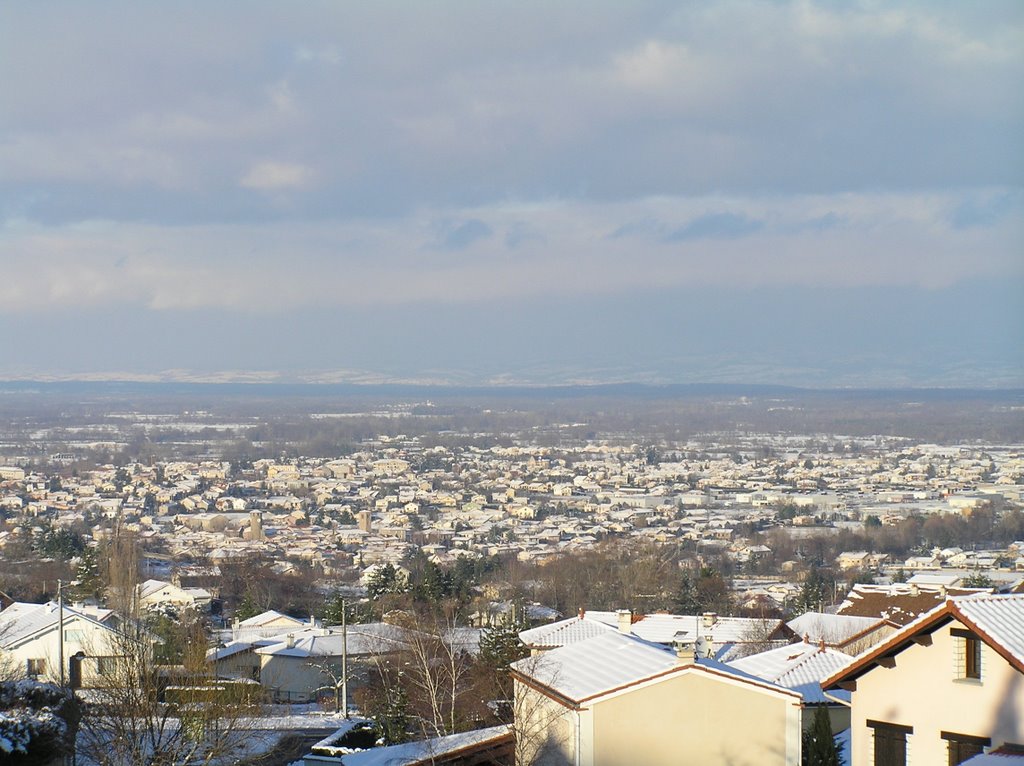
949,192,1019,230
607,218,666,240
436,219,493,250
0,2,1021,228
665,212,764,241
505,222,545,249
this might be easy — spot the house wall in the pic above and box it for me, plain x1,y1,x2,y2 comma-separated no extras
214,649,260,680
3,614,125,687
259,654,333,702
849,616,1024,766
588,669,801,766
258,654,375,703
513,684,576,766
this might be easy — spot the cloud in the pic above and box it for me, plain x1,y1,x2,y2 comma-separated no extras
505,222,545,248
0,190,1019,315
949,191,1019,229
435,219,493,250
1,1,1020,227
665,212,764,241
607,218,666,240
239,161,313,191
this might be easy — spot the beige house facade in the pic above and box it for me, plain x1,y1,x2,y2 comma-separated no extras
825,594,1024,766
512,631,803,766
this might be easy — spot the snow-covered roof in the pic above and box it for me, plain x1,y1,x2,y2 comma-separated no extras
511,631,799,705
518,615,614,648
238,610,306,628
336,725,512,766
960,754,1024,766
954,593,1024,667
520,610,786,649
835,583,991,626
728,641,853,704
825,593,1024,689
255,623,415,659
205,638,278,662
787,612,889,646
0,602,117,648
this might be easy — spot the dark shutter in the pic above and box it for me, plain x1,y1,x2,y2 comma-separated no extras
942,731,991,765
867,720,912,766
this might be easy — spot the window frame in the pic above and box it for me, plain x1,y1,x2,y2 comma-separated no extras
952,627,983,680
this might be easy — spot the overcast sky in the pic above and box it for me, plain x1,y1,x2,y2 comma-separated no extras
1,1,1021,386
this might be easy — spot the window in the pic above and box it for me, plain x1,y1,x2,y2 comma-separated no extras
942,731,990,765
952,628,982,680
26,658,47,677
96,657,117,676
868,720,912,766
965,636,981,679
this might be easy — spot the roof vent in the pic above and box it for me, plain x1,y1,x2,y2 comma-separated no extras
702,612,718,628
909,584,919,597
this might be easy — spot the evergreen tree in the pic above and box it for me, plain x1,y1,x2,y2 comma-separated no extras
479,607,529,672
234,593,261,621
794,568,831,613
71,546,103,602
802,704,842,766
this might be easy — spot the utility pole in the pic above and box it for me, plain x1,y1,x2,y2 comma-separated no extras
58,579,65,688
341,599,349,719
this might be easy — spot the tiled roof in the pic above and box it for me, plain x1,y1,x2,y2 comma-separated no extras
0,601,116,648
512,632,799,705
729,641,852,704
836,583,991,626
518,615,615,648
513,632,677,702
824,593,1024,689
519,610,787,648
787,612,888,645
339,724,512,766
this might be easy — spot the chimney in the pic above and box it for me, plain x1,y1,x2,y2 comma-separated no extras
702,612,718,629
909,583,919,597
616,609,632,634
285,633,295,648
672,631,694,664
577,607,585,620
939,585,947,598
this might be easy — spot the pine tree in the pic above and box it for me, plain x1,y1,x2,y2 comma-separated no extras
802,704,841,766
71,545,103,602
479,607,528,672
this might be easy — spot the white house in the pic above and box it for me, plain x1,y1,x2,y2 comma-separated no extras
0,601,129,688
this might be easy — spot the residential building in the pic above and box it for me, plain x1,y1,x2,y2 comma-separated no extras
511,631,803,766
824,594,1024,766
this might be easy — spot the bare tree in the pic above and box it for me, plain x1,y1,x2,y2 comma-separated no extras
77,606,263,766
77,526,262,766
510,656,572,766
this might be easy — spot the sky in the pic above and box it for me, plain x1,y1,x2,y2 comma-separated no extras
1,1,1022,387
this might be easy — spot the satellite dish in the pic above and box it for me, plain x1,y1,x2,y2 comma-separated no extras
694,635,712,659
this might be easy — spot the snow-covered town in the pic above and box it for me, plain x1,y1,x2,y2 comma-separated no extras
1,391,1023,765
